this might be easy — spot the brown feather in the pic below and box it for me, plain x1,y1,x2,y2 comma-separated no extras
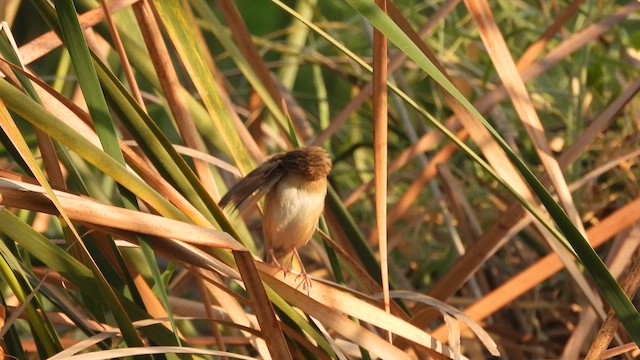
281,146,332,180
220,146,332,282
219,153,286,209
219,146,332,210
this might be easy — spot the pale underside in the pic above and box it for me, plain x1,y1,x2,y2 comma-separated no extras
263,173,328,268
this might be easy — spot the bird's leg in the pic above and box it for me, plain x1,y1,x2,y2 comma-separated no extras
293,249,312,293
268,248,291,278
268,248,311,293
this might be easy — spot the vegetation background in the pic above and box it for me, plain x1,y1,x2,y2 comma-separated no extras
0,0,639,358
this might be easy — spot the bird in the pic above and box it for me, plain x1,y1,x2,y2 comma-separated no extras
219,146,332,287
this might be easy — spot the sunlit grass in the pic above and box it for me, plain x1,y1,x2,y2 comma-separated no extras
0,0,639,358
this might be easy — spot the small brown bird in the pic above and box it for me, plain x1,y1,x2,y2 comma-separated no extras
220,146,332,284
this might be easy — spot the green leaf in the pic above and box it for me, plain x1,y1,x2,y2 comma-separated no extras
344,0,640,344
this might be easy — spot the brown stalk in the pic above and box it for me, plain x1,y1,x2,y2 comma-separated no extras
430,196,640,340
342,2,639,211
585,241,640,359
373,0,391,335
412,75,640,326
99,0,144,107
464,0,586,237
235,251,293,360
563,229,638,359
311,0,460,147
0,177,243,250
132,0,220,198
216,0,312,142
9,0,138,67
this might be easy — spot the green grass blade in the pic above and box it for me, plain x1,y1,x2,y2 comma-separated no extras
53,0,123,162
0,78,188,221
0,236,61,356
189,0,292,134
152,0,255,176
344,0,640,343
327,186,381,284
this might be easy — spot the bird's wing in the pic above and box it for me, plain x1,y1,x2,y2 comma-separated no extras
219,154,286,209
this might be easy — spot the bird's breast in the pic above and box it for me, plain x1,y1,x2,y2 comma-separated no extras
263,174,328,251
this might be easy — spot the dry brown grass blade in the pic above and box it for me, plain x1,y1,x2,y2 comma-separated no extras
585,235,640,359
235,251,291,360
99,0,144,107
132,0,219,198
373,0,391,333
312,0,458,147
216,0,312,143
464,0,585,236
516,0,585,71
563,228,639,359
0,177,243,250
430,196,640,340
343,2,639,209
256,263,461,360
6,0,138,67
411,73,640,326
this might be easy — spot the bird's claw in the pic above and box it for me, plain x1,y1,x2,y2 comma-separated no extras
269,249,312,294
293,249,312,294
294,271,312,294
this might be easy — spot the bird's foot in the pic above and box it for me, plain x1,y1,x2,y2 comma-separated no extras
268,249,312,294
293,249,311,294
269,249,291,278
294,271,312,294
